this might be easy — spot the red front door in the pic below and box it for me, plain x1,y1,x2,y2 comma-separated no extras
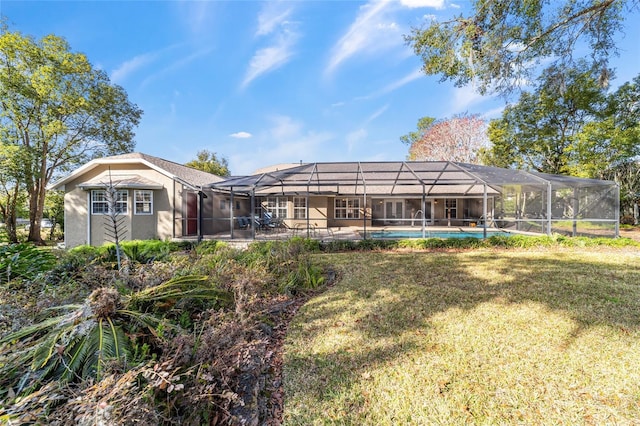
186,192,198,235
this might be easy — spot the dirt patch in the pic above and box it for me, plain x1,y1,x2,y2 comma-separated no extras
620,227,640,241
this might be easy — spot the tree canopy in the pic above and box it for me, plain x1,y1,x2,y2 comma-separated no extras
405,113,488,164
404,0,635,96
482,65,640,177
185,149,230,177
603,160,640,223
0,27,142,242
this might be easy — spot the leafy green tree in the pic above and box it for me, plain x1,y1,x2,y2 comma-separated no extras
43,190,64,241
400,116,436,146
185,149,230,177
602,160,640,223
576,74,640,177
0,26,142,244
0,144,28,242
482,65,639,176
404,0,634,96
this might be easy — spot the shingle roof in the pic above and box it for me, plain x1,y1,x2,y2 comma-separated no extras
50,152,224,190
105,152,224,186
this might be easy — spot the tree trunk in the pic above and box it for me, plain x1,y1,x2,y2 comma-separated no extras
27,179,46,245
3,210,18,244
26,151,49,244
0,184,20,244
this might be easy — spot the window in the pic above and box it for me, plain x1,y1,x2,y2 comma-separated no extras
445,198,457,219
335,198,360,219
263,197,287,219
134,190,153,215
220,199,227,210
293,197,307,219
91,189,128,214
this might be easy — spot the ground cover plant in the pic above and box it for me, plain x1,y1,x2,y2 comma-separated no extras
283,248,640,425
0,238,326,425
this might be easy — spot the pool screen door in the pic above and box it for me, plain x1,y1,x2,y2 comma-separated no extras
384,200,404,224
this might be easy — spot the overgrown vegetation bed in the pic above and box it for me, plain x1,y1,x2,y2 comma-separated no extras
0,238,327,425
283,247,640,425
1,235,639,424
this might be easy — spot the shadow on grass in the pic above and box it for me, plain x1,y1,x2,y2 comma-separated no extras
284,250,640,423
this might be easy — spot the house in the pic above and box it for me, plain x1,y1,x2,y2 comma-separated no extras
52,154,620,247
50,152,248,247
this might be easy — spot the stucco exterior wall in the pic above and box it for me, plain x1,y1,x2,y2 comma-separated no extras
63,186,90,248
62,163,178,247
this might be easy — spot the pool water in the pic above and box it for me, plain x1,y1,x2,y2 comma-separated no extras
367,230,512,239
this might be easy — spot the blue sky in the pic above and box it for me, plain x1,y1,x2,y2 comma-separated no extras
2,1,640,175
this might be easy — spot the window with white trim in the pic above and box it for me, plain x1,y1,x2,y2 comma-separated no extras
263,197,287,219
91,190,128,214
134,190,153,215
335,198,360,219
293,197,307,219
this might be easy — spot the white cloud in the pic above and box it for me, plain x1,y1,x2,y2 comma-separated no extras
111,52,158,84
242,5,300,89
326,0,401,75
256,2,293,36
230,131,252,139
141,47,214,88
448,85,486,113
228,115,334,175
365,104,389,124
479,106,506,120
400,0,445,9
177,0,216,36
346,128,367,152
358,69,424,100
241,34,297,88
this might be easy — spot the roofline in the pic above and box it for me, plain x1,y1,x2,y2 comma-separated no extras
49,157,201,190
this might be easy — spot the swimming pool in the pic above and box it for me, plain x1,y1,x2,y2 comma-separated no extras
366,230,512,239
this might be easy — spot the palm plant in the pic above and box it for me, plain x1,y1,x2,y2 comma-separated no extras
0,275,230,402
0,243,56,284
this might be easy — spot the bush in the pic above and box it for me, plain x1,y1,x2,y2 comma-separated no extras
0,243,57,283
620,215,635,225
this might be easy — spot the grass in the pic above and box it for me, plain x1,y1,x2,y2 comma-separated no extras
283,248,640,425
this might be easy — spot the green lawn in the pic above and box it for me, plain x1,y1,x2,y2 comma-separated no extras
283,248,640,425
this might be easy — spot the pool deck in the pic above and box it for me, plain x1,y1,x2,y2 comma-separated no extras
175,225,521,246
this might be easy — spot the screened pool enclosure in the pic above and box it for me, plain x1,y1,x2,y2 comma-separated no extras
211,161,619,239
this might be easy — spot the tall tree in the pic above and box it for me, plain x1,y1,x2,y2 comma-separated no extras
43,189,64,241
0,144,26,242
406,113,488,163
483,65,640,176
400,116,436,147
404,0,634,96
185,149,230,177
576,74,640,177
602,160,640,223
0,27,142,243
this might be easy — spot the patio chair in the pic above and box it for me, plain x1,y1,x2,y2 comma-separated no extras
262,212,276,230
236,216,249,229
